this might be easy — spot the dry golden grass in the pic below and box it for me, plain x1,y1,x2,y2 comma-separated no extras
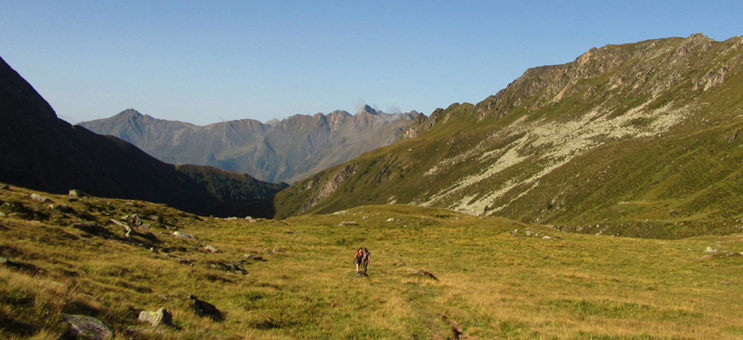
1,185,742,339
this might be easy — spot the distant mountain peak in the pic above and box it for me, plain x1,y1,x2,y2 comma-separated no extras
357,104,379,116
119,108,142,117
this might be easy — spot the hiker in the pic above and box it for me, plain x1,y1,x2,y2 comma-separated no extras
354,247,371,274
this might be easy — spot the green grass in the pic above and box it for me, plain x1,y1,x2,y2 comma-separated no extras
2,185,743,339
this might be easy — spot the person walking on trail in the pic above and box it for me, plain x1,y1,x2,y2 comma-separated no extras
354,247,371,274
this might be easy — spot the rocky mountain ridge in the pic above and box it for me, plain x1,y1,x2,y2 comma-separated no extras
0,55,286,217
274,33,743,238
80,105,420,183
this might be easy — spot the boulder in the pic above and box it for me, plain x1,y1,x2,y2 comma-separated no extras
705,246,720,253
205,245,220,253
62,314,114,340
244,254,265,261
188,295,222,321
173,231,198,240
30,193,50,203
138,308,173,327
68,189,88,198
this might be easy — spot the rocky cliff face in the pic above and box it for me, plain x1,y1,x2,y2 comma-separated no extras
275,33,743,238
80,105,419,183
0,56,286,217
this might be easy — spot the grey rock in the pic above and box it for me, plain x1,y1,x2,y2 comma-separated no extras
204,245,220,253
138,308,172,327
188,295,222,321
173,231,198,240
705,246,719,253
138,223,151,232
110,219,132,233
62,314,114,340
244,254,265,261
30,193,50,203
68,189,87,197
338,221,359,226
245,216,257,223
0,183,8,189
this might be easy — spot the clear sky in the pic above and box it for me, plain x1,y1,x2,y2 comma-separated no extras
1,1,741,125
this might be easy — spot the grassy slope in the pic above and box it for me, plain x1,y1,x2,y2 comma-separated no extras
2,185,742,339
273,36,743,238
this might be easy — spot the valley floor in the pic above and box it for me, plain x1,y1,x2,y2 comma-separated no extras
1,185,742,339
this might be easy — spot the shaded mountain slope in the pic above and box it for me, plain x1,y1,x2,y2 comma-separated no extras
80,106,419,183
0,56,286,217
273,33,743,238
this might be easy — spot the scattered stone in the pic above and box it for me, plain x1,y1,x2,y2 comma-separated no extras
138,223,151,232
338,221,359,226
543,236,552,240
167,254,195,265
705,246,720,253
0,184,8,190
409,269,438,281
110,219,132,232
721,281,731,285
0,212,5,217
62,314,114,340
30,193,50,203
245,216,257,223
173,231,198,240
188,295,222,321
138,308,173,327
205,245,220,253
149,215,162,222
525,230,533,237
128,214,145,227
332,210,348,215
68,189,87,198
226,217,238,220
244,254,265,261
225,263,248,274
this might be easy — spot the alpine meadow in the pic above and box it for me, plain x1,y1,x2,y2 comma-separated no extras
1,33,743,340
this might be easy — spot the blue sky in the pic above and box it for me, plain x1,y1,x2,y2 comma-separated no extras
2,1,741,125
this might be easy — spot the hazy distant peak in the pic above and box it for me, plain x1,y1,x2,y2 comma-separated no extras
265,118,280,127
357,104,379,116
119,108,142,117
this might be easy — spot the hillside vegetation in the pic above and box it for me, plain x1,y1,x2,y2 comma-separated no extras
274,34,743,238
1,184,742,339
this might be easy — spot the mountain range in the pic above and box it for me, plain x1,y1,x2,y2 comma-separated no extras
0,56,286,217
273,33,743,238
79,106,419,183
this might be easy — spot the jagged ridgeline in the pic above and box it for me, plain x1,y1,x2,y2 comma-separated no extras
0,56,287,218
79,106,419,184
275,33,743,238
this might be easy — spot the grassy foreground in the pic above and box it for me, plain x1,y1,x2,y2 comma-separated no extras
1,185,742,339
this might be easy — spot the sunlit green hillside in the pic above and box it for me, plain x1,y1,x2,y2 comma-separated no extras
273,34,743,239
